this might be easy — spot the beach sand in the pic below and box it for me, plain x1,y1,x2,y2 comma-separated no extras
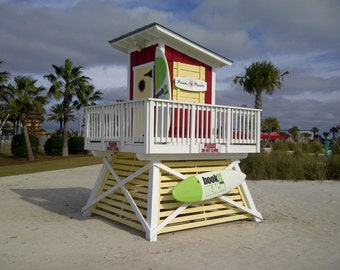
0,165,339,270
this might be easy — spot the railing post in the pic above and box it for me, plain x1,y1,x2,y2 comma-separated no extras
119,103,125,152
226,107,232,150
84,107,89,149
145,100,153,154
190,104,196,152
256,110,262,152
99,106,104,146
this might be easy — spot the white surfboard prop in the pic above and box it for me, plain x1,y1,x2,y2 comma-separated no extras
154,47,171,138
154,47,171,100
172,161,246,202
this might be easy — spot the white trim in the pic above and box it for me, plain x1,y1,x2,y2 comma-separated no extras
109,23,233,68
146,161,161,241
132,61,155,71
81,156,111,216
102,158,150,232
211,68,216,105
133,61,155,100
151,203,190,236
154,162,186,179
127,53,131,99
81,161,153,212
239,181,263,222
227,161,263,222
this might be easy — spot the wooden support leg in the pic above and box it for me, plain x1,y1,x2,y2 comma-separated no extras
239,181,263,222
81,156,111,216
146,161,161,241
82,159,153,213
233,160,263,221
219,160,263,221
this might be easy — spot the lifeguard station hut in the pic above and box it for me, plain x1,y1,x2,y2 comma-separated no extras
82,22,263,241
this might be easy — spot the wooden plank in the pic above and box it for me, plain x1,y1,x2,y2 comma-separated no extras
112,164,147,172
111,170,149,180
107,175,149,186
95,202,147,220
158,192,243,202
236,185,249,208
159,202,243,218
159,214,249,234
102,188,148,201
159,201,241,214
161,208,244,223
162,160,229,168
95,201,144,219
100,197,148,213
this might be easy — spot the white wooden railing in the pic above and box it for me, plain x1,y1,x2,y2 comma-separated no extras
84,98,261,155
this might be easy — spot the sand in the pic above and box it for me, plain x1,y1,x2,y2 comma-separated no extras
0,165,339,270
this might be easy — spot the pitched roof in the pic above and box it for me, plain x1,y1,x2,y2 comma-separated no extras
109,22,233,68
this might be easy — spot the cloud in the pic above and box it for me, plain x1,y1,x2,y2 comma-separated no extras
1,0,339,134
84,65,127,90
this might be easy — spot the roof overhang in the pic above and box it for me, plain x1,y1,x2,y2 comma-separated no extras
109,22,233,68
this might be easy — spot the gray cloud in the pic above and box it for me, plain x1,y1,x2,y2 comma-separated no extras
1,0,339,134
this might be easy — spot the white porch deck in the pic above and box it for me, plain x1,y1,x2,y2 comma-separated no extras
84,98,261,158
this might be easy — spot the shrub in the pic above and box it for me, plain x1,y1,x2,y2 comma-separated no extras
309,141,323,153
301,142,310,153
240,153,274,180
11,133,39,158
331,139,340,155
326,155,340,180
302,155,327,180
285,140,298,152
272,140,289,152
241,151,328,180
44,135,63,156
68,136,85,154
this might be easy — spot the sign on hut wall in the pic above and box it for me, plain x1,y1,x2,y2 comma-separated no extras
174,77,207,92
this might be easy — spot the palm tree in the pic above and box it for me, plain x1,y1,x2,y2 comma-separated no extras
261,117,280,142
330,126,339,141
262,117,280,132
1,102,20,134
323,132,330,140
289,126,300,141
301,132,312,141
7,76,47,160
0,104,10,131
0,60,11,103
311,127,319,140
233,61,289,109
72,84,102,109
44,58,102,157
47,103,76,132
72,84,102,136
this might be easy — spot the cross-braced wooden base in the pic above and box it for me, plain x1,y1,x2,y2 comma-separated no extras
82,152,262,241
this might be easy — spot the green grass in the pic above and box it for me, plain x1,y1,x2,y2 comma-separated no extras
0,154,103,177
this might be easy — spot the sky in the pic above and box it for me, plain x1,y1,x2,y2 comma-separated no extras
0,0,339,134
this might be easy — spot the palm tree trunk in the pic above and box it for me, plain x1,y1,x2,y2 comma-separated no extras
255,92,263,110
62,119,68,157
22,122,34,160
14,120,19,135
